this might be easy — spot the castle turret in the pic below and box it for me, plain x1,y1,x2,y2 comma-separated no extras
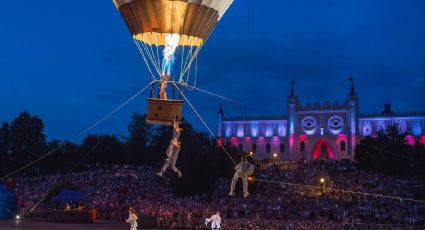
218,104,224,137
382,98,394,115
287,81,298,159
347,77,359,159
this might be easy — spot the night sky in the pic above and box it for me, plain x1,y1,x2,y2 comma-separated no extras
1,0,424,142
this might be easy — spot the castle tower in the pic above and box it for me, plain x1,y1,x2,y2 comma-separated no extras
347,77,359,159
287,81,298,159
217,104,224,137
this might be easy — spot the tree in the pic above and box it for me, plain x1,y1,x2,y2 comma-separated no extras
10,111,47,175
126,113,152,164
355,123,413,175
81,134,125,165
0,122,11,174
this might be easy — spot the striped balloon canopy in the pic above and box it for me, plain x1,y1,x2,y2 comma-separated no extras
113,0,234,81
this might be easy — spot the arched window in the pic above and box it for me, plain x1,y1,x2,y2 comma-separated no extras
340,140,346,152
300,141,306,152
252,143,257,153
238,143,243,153
266,143,271,154
280,143,286,153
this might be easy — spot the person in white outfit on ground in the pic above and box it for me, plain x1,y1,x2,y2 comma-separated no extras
126,207,138,230
205,211,221,229
229,156,254,198
157,118,183,177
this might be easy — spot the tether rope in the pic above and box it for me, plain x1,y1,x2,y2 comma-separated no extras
173,82,237,166
181,83,240,104
1,81,152,179
254,178,425,204
24,136,107,218
134,39,157,81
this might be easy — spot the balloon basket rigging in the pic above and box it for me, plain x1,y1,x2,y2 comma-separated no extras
146,80,183,126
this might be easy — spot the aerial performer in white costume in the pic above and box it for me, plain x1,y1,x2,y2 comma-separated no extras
157,118,183,177
229,156,255,198
205,211,221,229
126,207,138,230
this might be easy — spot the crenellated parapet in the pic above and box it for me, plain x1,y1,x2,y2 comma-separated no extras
360,111,425,118
296,100,347,111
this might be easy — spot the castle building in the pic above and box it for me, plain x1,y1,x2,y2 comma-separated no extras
217,79,425,160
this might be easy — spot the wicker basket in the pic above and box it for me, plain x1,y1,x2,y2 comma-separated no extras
146,98,183,126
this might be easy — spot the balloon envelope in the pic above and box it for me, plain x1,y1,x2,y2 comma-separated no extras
113,0,233,47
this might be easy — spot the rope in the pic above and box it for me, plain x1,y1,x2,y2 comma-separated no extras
173,82,237,166
181,9,220,77
1,81,153,179
25,136,107,218
133,39,157,81
180,23,218,77
254,178,425,204
139,39,161,75
181,83,240,105
0,200,13,216
154,35,161,75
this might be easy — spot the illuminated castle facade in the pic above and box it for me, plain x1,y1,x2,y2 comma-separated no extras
217,79,425,160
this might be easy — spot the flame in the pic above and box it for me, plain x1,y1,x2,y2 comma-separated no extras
162,33,181,75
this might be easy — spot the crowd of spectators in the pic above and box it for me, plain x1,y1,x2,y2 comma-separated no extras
13,160,425,228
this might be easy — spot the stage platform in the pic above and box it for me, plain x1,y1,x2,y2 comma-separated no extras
0,220,166,230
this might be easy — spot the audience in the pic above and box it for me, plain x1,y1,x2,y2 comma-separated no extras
14,160,425,228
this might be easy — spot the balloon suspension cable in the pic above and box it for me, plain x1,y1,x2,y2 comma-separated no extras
154,35,162,75
254,178,425,204
1,81,153,179
173,82,237,166
0,200,13,216
25,136,107,218
181,83,241,105
181,23,216,78
133,39,158,80
138,39,161,76
184,55,198,90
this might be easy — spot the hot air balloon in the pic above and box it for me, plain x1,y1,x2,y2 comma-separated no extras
113,0,234,125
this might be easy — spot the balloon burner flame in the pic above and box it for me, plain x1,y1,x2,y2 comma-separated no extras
162,33,180,76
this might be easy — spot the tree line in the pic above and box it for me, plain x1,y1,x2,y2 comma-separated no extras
355,123,425,176
0,111,239,196
1,111,424,196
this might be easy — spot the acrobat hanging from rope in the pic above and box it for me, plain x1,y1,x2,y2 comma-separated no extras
157,117,183,177
229,155,255,198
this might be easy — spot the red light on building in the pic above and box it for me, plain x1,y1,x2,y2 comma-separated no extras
299,134,307,141
420,135,425,145
405,135,415,146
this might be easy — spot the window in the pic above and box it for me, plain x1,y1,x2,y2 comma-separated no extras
252,143,257,153
300,141,306,152
280,143,286,153
340,140,346,152
238,143,243,153
266,143,271,154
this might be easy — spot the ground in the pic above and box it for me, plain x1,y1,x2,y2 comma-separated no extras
0,220,165,230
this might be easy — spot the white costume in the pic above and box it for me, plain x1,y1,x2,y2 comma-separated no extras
229,159,254,198
205,213,221,229
126,213,138,230
157,119,182,177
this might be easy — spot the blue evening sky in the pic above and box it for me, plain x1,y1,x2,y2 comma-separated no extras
0,0,424,141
